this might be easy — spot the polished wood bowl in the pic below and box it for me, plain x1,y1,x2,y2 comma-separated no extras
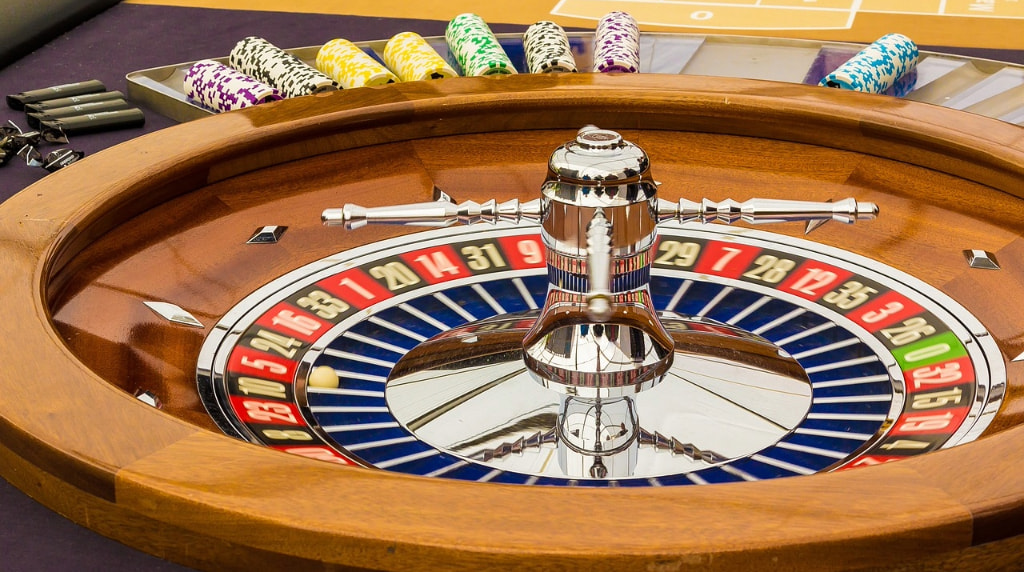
1,73,1023,571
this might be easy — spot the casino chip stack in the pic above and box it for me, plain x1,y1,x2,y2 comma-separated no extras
316,39,399,89
819,34,918,94
383,32,459,82
183,60,283,112
229,36,337,99
523,21,577,74
445,13,517,77
593,11,640,73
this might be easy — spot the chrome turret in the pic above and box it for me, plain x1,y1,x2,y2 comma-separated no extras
324,126,878,479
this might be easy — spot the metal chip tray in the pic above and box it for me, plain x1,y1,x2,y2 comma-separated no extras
126,33,1024,125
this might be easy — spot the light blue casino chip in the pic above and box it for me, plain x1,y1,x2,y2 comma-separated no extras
820,34,918,95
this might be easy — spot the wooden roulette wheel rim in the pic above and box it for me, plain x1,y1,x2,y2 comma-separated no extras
1,73,1023,570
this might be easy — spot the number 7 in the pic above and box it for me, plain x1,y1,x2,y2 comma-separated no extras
711,247,743,272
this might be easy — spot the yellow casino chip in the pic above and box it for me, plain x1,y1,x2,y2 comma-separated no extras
383,32,458,82
316,38,398,89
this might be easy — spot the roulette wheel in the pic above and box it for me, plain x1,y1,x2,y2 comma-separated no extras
1,71,1023,571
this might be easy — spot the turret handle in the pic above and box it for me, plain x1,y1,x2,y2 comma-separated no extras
655,197,878,225
323,198,543,229
586,209,613,322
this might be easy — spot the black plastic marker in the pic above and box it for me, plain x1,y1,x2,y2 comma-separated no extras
6,80,107,110
42,149,86,172
25,91,125,113
40,108,145,135
27,99,132,129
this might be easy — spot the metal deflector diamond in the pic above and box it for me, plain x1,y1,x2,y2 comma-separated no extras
247,225,287,244
963,249,1000,270
144,301,204,328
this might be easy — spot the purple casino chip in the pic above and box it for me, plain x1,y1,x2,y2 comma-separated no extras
184,60,283,112
593,12,640,73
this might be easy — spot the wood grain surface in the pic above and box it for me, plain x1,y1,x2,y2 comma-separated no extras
1,73,1023,571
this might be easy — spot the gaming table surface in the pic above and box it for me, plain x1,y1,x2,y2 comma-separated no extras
1,2,1023,570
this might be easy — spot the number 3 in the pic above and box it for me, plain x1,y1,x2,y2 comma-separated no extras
861,302,904,324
